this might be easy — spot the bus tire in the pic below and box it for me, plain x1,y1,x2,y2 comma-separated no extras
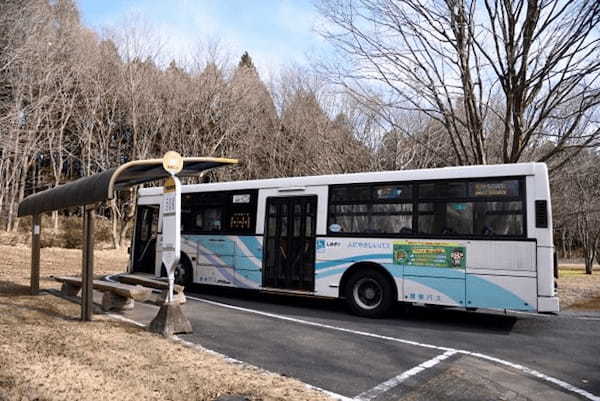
345,269,394,318
172,255,193,288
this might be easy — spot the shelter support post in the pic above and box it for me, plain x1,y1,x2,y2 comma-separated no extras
17,155,238,323
81,206,95,321
30,213,41,295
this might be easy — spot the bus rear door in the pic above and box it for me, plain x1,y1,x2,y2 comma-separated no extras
131,205,159,274
263,195,318,292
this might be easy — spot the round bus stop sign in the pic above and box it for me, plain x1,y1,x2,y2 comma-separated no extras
162,151,183,175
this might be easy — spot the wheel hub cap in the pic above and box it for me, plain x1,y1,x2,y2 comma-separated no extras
353,277,383,310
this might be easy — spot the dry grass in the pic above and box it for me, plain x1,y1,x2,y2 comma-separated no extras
2,244,598,401
557,266,600,310
0,215,122,249
0,244,331,401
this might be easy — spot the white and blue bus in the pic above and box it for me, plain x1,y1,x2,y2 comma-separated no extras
130,163,559,316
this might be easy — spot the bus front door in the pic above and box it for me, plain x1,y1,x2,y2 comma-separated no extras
264,196,317,291
131,205,159,274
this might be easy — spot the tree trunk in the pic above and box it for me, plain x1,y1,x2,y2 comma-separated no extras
585,258,593,275
52,210,59,231
12,168,28,232
584,246,595,275
118,219,132,248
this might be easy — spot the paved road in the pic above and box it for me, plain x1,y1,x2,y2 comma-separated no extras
119,285,600,401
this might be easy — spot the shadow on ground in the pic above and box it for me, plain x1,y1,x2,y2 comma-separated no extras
0,280,33,297
187,283,518,335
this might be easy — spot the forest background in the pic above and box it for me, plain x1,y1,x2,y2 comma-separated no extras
1,0,599,273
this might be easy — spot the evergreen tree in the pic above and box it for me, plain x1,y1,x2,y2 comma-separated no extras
238,51,255,70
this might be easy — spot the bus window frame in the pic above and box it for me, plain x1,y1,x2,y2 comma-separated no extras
181,189,259,236
326,176,529,241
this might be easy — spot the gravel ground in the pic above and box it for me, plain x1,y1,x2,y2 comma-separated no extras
0,245,331,401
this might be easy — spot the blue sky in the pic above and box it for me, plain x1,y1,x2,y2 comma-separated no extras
76,0,325,74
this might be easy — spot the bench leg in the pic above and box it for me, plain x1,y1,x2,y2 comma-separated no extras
102,292,134,312
61,282,81,297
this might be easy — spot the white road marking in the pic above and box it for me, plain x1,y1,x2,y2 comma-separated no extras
106,313,146,328
186,295,600,401
173,333,353,400
98,281,600,401
173,336,245,365
462,351,600,401
187,296,454,352
105,304,351,401
355,350,457,401
304,384,356,401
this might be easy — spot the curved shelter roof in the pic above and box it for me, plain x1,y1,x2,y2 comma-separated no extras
18,157,238,217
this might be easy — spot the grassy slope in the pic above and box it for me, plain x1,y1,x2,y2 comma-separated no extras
0,245,330,401
557,266,600,310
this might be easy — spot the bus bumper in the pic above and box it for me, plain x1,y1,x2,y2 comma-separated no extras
538,296,560,313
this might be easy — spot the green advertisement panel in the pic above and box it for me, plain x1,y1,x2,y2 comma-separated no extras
393,241,466,269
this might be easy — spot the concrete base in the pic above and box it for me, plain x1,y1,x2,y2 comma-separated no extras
101,291,135,312
159,289,186,304
148,302,192,337
146,291,186,306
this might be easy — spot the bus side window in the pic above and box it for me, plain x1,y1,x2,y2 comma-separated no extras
204,208,222,231
446,202,473,235
473,201,523,236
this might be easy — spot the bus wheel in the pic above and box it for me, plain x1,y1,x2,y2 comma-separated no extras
345,269,394,317
173,257,193,287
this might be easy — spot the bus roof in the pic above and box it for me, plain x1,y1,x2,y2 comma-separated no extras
138,162,546,197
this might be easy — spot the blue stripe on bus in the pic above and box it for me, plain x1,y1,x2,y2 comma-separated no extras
314,254,533,311
237,268,262,284
215,266,246,287
403,275,465,305
185,237,533,311
315,254,391,271
237,236,263,259
234,255,261,270
466,275,534,311
403,266,465,279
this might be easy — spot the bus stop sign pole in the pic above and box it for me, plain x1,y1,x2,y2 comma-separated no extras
161,174,181,303
149,151,192,336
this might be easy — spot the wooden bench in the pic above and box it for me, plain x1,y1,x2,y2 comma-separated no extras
116,274,186,304
54,276,152,312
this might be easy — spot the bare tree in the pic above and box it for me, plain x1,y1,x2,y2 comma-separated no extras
316,0,600,168
0,0,73,231
0,0,383,244
552,152,600,274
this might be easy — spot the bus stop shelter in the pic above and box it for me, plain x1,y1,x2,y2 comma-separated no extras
17,156,238,321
